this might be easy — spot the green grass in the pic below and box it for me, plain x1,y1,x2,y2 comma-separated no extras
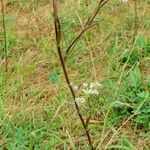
0,0,150,149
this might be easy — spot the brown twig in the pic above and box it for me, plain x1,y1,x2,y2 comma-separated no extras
1,0,8,72
52,0,94,149
64,0,110,62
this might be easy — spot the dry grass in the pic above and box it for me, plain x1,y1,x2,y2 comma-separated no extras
0,0,150,149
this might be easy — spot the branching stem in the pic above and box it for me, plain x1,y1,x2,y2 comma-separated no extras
64,0,110,61
52,0,94,149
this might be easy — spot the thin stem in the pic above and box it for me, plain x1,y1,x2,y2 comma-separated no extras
84,0,108,27
133,0,138,42
52,0,94,149
64,24,95,62
64,0,110,61
1,0,8,72
75,11,97,81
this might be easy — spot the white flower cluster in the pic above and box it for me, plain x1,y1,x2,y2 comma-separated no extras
83,82,102,88
73,82,102,104
82,89,99,95
75,97,85,104
82,82,101,95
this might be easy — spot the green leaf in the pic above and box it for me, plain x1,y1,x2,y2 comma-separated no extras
136,33,145,49
49,70,59,84
129,65,142,88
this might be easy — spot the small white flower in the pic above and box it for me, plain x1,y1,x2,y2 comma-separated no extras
90,83,95,88
75,97,85,104
89,89,99,95
82,89,99,95
74,86,78,90
95,82,102,87
90,82,102,88
94,89,99,95
88,89,94,94
83,83,88,87
120,0,128,2
82,89,88,94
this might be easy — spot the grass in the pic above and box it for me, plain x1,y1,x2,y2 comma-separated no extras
0,0,150,149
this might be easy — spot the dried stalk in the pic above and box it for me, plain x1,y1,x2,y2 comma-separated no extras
52,0,94,149
133,0,138,42
64,0,110,61
1,0,8,72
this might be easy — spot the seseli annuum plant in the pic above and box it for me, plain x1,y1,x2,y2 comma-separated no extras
52,0,147,149
52,0,110,149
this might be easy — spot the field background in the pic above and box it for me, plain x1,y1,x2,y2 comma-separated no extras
0,0,150,149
